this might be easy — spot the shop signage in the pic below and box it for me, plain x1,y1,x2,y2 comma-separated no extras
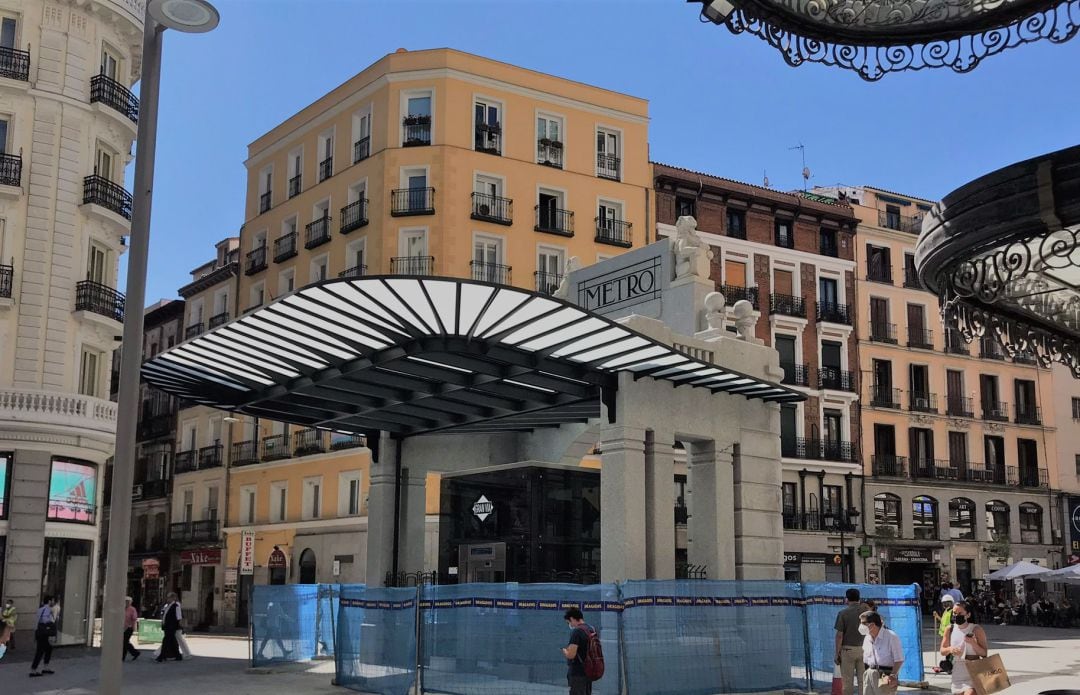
472,495,494,522
224,568,237,586
784,552,827,565
857,545,872,558
268,546,287,569
239,531,255,575
988,502,1008,513
181,548,221,566
1069,496,1080,565
577,257,662,314
783,553,800,565
142,558,160,579
890,547,934,563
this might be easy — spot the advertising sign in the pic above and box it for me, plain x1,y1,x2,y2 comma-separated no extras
47,459,97,522
1069,496,1080,565
268,545,287,569
142,558,160,579
890,547,934,563
239,531,255,575
137,619,165,645
181,548,222,565
577,256,663,314
0,454,9,518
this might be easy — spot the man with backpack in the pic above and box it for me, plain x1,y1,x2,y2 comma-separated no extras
561,607,603,695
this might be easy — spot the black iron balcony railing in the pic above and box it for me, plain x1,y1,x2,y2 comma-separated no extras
535,271,563,295
184,323,203,340
1014,405,1042,425
538,139,563,168
783,437,857,462
274,232,297,262
981,339,1006,360
720,285,758,308
1008,466,1048,489
231,440,259,467
675,503,688,525
946,395,975,418
0,263,12,298
198,444,223,469
903,267,922,288
878,209,923,234
173,450,197,474
391,256,434,276
535,205,574,236
775,227,794,249
208,312,229,329
83,174,133,219
597,153,620,180
816,301,852,325
945,331,969,355
471,261,511,285
870,385,902,409
259,190,271,214
872,454,907,478
818,367,855,392
475,122,502,155
137,413,174,441
170,520,219,545
293,428,326,457
261,434,292,462
140,478,171,500
965,466,1005,485
912,459,957,481
0,45,30,81
318,156,333,182
866,262,893,284
472,192,513,225
339,264,367,279
909,391,938,413
391,187,435,215
330,433,367,451
983,400,1009,422
340,199,369,234
353,136,370,163
403,114,431,146
780,362,810,387
869,321,897,344
288,173,301,198
0,152,21,187
90,74,139,123
595,218,632,247
75,280,125,322
769,293,805,317
907,327,934,349
245,245,267,275
305,215,332,249
1014,351,1038,365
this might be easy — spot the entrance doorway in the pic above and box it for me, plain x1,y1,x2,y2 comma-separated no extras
955,559,973,597
883,562,939,613
299,548,317,583
457,542,507,583
198,566,215,629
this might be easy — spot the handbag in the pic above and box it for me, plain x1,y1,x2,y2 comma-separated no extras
37,621,57,638
967,653,1011,695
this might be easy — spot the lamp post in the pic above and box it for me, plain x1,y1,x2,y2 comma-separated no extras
839,507,861,584
99,1,218,691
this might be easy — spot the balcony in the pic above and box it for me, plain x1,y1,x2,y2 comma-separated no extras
818,367,855,392
907,327,934,349
261,434,292,462
816,301,852,325
0,263,12,298
293,428,326,457
330,433,367,451
305,215,332,249
783,437,857,463
966,466,1006,485
903,267,922,289
170,520,219,546
174,450,197,474
288,174,301,198
75,280,125,322
535,205,574,236
980,339,1006,360
597,153,620,181
535,271,563,295
909,391,938,413
209,312,229,329
779,362,810,387
89,74,139,124
1008,466,1048,489
475,122,502,155
340,199,369,234
83,175,133,219
471,192,513,225
869,321,897,344
0,152,21,187
783,510,858,533
869,385,902,409
866,263,893,284
872,454,907,478
259,190,271,214
538,139,563,168
403,115,431,146
0,389,117,440
184,323,203,340
231,440,259,467
1014,405,1042,426
318,156,333,182
391,256,434,276
1014,351,1038,365
945,332,969,355
137,413,174,441
245,246,267,275
769,293,806,317
946,395,975,418
273,232,297,262
983,401,1009,422
198,444,223,469
391,187,435,216
912,459,958,481
339,264,367,279
471,261,511,285
137,478,171,501
353,136,370,163
595,218,632,247
720,285,758,308
0,45,30,81
675,503,688,525
878,209,923,234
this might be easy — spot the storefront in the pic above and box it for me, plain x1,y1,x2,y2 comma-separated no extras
782,551,846,583
42,458,99,645
180,547,221,629
881,546,940,612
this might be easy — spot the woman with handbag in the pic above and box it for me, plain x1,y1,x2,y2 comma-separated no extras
939,601,988,695
29,595,58,678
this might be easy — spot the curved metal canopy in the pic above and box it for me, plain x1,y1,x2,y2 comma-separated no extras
142,276,802,437
916,144,1080,377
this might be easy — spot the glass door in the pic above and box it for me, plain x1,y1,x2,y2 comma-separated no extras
473,238,502,283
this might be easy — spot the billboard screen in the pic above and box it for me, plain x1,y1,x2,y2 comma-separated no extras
47,459,97,524
0,454,9,519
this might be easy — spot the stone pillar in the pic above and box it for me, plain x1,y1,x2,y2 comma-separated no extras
3,449,50,633
686,440,736,580
734,412,785,579
397,467,427,575
974,499,990,543
365,433,398,586
644,431,676,579
1008,503,1021,546
600,426,647,583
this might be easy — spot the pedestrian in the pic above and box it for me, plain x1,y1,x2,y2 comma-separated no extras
173,595,192,659
155,592,183,662
933,594,955,673
2,598,15,651
561,607,595,695
834,587,869,695
0,622,11,660
29,595,57,678
860,611,904,694
939,601,988,695
255,601,292,660
123,596,141,661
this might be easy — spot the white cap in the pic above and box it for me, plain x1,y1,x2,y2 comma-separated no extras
942,595,955,604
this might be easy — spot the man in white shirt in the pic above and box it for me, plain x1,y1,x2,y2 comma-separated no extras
860,611,904,694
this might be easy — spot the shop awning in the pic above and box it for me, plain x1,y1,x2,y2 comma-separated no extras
142,277,802,436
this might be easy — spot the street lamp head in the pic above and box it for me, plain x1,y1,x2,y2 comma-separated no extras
148,0,219,33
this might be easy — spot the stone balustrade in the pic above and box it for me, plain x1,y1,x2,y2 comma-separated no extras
0,388,118,436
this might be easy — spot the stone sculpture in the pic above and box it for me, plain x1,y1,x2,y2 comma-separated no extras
672,215,713,279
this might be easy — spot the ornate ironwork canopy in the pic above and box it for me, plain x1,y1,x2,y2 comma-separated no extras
915,144,1080,376
692,0,1080,80
142,276,802,437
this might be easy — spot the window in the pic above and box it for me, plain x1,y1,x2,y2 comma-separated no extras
248,282,264,311
287,148,302,197
95,146,115,181
867,245,892,282
339,471,362,517
473,175,506,222
352,108,371,162
302,477,322,520
949,498,975,540
258,166,272,212
182,488,193,523
100,45,119,80
948,431,968,469
270,482,287,523
317,131,333,182
79,348,100,397
400,228,428,258
946,369,966,415
909,427,934,471
779,403,797,457
597,200,624,238
1076,454,1080,477
774,219,793,248
819,228,838,257
819,277,838,306
474,99,501,154
345,238,367,277
904,253,918,286
472,236,505,283
874,493,901,537
537,189,568,233
278,269,294,297
726,208,746,239
536,247,565,294
0,115,8,155
912,495,938,540
884,204,901,230
782,482,797,515
0,17,16,50
1072,397,1080,420
87,241,108,284
986,501,1010,542
309,255,328,284
822,485,842,518
240,485,256,525
676,196,696,218
181,421,197,453
206,486,219,521
1019,503,1042,544
537,113,563,167
403,94,432,146
1014,379,1038,422
596,128,620,180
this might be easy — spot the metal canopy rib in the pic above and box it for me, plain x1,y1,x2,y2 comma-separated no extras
141,276,804,436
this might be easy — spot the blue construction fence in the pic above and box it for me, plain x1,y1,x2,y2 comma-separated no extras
252,581,923,694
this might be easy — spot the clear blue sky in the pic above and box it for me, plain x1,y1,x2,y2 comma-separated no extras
130,0,1080,302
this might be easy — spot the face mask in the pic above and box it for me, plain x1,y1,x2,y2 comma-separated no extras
953,614,967,625
858,624,870,636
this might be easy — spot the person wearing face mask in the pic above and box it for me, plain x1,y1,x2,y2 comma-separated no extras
939,601,988,695
859,611,904,694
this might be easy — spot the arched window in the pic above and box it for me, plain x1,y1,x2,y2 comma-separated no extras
299,548,317,584
874,493,901,537
1019,503,1043,544
986,501,1010,541
912,495,938,540
949,498,975,540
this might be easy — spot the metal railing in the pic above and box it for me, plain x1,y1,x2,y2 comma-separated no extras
353,136,370,163
90,74,139,123
340,199,369,233
907,327,934,349
597,153,620,180
259,190,271,213
139,478,171,500
391,256,434,276
475,122,501,154
818,367,855,392
0,152,21,187
83,175,133,219
173,450,197,474
274,232,297,262
912,459,958,481
1008,466,1048,489
878,209,923,233
471,261,511,285
872,454,907,478
402,115,431,146
184,323,203,340
209,312,229,329
945,331,969,355
780,362,809,387
980,339,1006,360
339,264,367,279
1014,351,1038,365
946,395,974,418
538,139,563,168
775,227,794,249
305,215,332,249
137,413,174,441
75,280,125,322
782,437,857,462
245,245,267,275
866,262,893,284
170,520,219,545
391,187,435,215
1015,404,1042,425
231,440,259,466
870,385,902,409
198,444,223,469
319,156,333,182
909,391,938,413
0,264,12,298
472,192,513,224
0,45,30,81
819,237,839,257
595,218,632,247
816,301,851,325
769,293,805,317
288,173,301,198
535,271,563,295
535,205,574,236
261,434,292,462
293,428,326,456
720,285,758,307
903,267,922,288
869,321,897,343
983,400,1009,421
329,433,367,451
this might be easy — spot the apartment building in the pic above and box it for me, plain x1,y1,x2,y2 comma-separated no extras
817,184,1063,593
0,0,142,644
653,163,862,583
1050,365,1080,567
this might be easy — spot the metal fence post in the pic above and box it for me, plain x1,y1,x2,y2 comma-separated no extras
415,582,424,695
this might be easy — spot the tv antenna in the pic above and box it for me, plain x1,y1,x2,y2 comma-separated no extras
789,143,811,191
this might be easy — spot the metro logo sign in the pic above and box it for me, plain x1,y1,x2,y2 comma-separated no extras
472,495,494,522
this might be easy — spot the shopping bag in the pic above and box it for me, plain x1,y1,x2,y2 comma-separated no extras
968,654,1011,695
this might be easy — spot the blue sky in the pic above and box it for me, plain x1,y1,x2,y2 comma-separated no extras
131,0,1080,302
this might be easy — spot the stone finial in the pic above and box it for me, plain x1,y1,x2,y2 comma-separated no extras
703,291,726,331
672,215,713,280
553,256,582,299
732,300,757,341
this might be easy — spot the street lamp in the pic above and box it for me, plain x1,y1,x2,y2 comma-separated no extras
839,507,860,584
99,1,218,692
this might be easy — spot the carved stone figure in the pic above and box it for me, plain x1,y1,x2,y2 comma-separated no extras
703,291,726,331
672,215,713,279
553,256,582,299
732,300,757,341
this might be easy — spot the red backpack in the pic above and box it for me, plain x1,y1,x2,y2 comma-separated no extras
577,624,605,681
